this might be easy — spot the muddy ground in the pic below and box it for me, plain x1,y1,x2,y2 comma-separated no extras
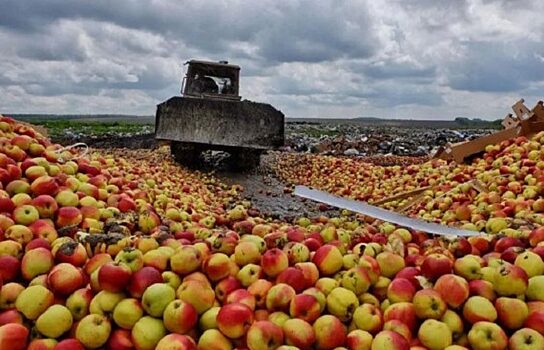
59,134,337,220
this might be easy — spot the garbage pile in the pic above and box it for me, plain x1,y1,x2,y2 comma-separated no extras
285,123,493,157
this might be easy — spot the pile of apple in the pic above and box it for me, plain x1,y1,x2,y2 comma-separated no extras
2,114,544,350
275,134,544,237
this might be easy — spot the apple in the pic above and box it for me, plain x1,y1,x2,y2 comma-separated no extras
66,288,93,321
25,165,47,181
433,274,469,308
509,328,544,350
453,255,482,281
527,276,544,301
375,251,405,278
0,309,23,325
386,278,416,303
98,262,132,293
11,192,31,206
107,329,134,350
469,279,497,301
284,242,310,264
346,329,372,350
326,287,359,322
0,255,20,282
30,176,59,196
177,280,216,314
493,264,528,297
215,276,242,303
261,248,289,278
89,290,125,316
47,263,85,296
0,323,29,350
353,303,383,334
516,251,544,278
276,267,307,293
463,296,497,324
371,330,410,350
246,321,284,350
5,224,33,245
75,314,111,349
83,253,112,275
163,299,198,334
441,309,464,342
54,242,88,267
216,302,254,339
114,248,144,273
383,302,418,333
31,195,58,218
35,304,73,338
141,283,176,317
529,227,544,247
282,318,315,349
421,254,453,280
170,246,203,275
237,264,263,287
0,282,25,309
295,262,320,287
55,190,79,207
341,266,372,296
412,289,447,320
523,310,544,334
383,319,411,342
111,298,144,330
418,319,452,350
234,241,261,266
13,204,40,226
199,306,220,331
15,285,54,320
197,329,232,350
467,321,507,350
25,237,52,251
131,316,167,350
155,334,196,350
265,283,296,312
313,315,346,349
201,253,231,282
495,297,529,330
27,338,57,350
127,266,163,298
56,206,83,228
225,289,256,310
289,293,321,323
53,338,85,350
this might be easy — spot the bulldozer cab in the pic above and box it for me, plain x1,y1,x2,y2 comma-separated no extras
182,60,241,101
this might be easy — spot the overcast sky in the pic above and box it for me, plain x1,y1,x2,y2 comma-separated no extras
0,0,543,119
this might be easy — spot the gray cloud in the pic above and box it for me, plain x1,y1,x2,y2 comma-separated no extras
0,0,543,118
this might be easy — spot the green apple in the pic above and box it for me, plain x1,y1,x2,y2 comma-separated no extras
162,271,182,290
15,285,54,320
76,314,111,349
199,306,220,331
113,298,144,329
142,283,175,317
418,319,452,350
114,248,144,272
132,316,166,350
36,304,73,338
89,290,125,315
515,251,544,278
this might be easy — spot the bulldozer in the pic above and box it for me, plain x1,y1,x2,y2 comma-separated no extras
155,60,285,169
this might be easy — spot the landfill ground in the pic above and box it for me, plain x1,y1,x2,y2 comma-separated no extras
48,121,497,220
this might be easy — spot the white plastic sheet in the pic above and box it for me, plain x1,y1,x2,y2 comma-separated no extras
294,186,481,237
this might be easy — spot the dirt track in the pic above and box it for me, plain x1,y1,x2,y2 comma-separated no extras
63,133,334,220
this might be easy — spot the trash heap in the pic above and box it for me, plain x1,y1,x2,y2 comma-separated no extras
285,123,493,157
